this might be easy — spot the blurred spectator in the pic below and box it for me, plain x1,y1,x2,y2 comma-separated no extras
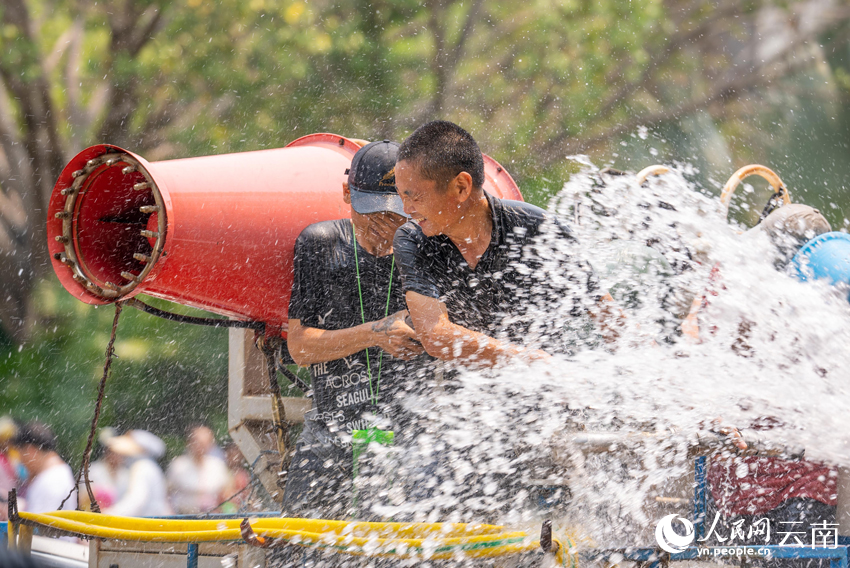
0,416,19,520
167,425,229,514
87,428,128,510
219,442,250,514
102,430,170,517
13,421,76,513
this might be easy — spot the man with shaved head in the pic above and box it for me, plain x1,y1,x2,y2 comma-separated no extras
394,120,620,366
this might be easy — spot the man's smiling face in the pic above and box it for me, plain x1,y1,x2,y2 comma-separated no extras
396,159,462,237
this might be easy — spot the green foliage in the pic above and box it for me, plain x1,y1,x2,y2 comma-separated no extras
0,277,229,464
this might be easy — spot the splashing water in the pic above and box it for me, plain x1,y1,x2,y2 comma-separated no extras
362,160,850,552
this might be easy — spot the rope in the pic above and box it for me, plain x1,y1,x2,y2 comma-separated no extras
59,302,124,513
188,450,296,518
758,186,788,222
258,337,293,495
275,357,312,395
206,452,272,515
205,477,258,515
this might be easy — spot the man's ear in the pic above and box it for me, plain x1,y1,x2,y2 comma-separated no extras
342,181,351,204
452,171,474,203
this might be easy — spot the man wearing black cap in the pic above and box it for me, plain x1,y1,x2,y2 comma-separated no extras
283,140,423,519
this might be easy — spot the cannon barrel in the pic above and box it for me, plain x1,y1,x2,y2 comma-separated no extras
47,133,521,334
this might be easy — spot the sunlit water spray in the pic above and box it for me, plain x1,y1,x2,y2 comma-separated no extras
361,160,850,553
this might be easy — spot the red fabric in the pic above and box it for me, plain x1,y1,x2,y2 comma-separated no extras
708,456,837,516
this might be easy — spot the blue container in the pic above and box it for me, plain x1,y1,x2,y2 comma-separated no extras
791,232,850,300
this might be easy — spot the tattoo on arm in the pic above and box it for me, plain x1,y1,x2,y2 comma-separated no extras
371,318,393,334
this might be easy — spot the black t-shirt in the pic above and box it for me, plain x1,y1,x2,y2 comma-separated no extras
393,192,599,345
289,219,408,447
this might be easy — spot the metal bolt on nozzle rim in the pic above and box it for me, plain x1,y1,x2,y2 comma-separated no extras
53,254,74,268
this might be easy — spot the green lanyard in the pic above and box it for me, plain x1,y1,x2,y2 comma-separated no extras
351,221,395,406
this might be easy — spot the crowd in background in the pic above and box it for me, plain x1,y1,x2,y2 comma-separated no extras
0,417,251,520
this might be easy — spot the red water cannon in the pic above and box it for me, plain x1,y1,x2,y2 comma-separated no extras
46,134,522,336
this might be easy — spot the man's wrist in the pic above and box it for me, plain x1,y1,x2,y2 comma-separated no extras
364,320,388,349
371,318,392,334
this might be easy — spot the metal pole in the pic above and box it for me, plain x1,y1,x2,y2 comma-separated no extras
693,455,707,541
187,543,198,568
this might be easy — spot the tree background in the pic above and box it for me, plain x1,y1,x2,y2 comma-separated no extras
1,0,849,460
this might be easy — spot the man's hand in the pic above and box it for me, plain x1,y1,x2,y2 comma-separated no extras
371,310,424,360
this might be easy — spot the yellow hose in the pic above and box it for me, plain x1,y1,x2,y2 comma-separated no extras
44,510,508,537
16,511,578,566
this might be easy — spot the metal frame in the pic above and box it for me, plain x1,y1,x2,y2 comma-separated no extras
227,328,311,501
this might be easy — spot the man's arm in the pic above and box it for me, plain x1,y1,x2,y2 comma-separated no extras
405,291,546,367
287,223,423,367
288,311,422,366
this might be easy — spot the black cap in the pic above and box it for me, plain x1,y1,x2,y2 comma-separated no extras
346,140,407,216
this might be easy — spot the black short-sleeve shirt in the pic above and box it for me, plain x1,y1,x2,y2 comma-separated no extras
393,193,598,343
289,219,408,446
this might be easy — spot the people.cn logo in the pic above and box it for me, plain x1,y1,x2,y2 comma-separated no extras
654,514,695,554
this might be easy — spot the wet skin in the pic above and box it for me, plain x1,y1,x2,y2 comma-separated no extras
395,159,464,238
395,159,493,269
